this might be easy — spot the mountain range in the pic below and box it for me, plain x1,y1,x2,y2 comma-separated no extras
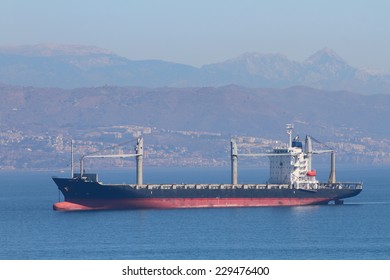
1,83,390,139
0,44,389,94
1,44,390,168
1,83,390,169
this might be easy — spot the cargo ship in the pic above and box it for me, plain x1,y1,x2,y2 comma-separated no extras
52,125,362,211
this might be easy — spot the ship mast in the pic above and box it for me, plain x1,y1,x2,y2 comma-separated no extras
79,138,144,183
135,137,143,185
231,139,238,184
70,140,74,178
329,151,336,183
307,135,337,183
286,124,294,148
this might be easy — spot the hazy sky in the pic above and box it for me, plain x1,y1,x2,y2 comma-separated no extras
1,0,389,72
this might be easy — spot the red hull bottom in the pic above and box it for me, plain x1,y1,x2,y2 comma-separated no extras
53,197,331,211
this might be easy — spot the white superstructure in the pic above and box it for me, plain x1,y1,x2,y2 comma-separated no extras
233,124,329,189
268,125,318,189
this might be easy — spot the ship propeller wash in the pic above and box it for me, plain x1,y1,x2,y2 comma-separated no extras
52,125,362,211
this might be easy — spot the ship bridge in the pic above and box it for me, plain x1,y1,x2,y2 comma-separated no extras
268,136,311,185
233,124,330,188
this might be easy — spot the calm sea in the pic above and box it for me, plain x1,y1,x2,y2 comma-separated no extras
0,166,389,260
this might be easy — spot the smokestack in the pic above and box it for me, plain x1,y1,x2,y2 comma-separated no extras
136,137,143,185
328,151,336,183
231,139,238,184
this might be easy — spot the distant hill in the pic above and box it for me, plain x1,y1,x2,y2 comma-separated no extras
1,83,389,139
1,84,390,169
0,44,389,94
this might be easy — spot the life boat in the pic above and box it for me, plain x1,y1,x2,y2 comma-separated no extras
306,170,316,177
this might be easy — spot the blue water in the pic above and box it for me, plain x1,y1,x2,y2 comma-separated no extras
0,166,389,260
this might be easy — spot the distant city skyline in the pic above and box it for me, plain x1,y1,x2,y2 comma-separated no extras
1,0,389,72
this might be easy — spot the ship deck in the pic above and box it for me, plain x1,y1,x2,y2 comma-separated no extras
98,182,362,191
